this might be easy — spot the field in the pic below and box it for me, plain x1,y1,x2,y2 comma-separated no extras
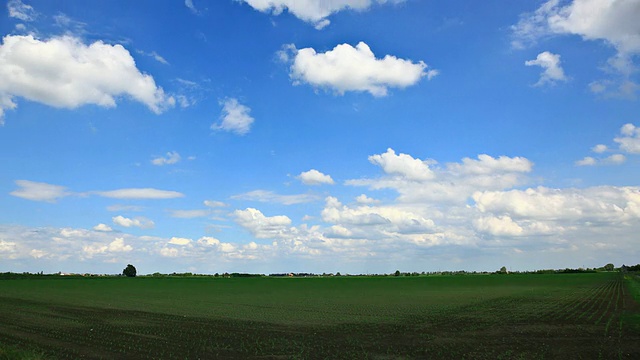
1,273,640,359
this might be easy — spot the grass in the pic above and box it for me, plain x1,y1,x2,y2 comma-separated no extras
1,273,639,359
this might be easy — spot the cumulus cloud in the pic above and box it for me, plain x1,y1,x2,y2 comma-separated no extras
212,98,254,135
234,208,292,238
93,224,113,232
368,148,435,181
168,237,192,245
10,180,71,203
239,0,403,29
83,237,133,258
297,169,335,185
112,215,155,229
577,123,639,165
151,151,181,166
525,51,568,86
232,190,319,205
283,42,436,96
615,123,640,153
356,194,380,204
0,35,174,123
513,0,640,95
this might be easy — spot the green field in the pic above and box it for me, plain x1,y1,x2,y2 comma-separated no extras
1,273,639,359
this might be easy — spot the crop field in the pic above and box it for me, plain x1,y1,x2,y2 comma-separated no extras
1,272,639,359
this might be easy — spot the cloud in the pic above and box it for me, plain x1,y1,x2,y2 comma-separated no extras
525,51,568,86
93,224,113,232
577,123,639,165
151,151,181,166
368,148,435,181
0,35,173,123
234,208,292,239
112,215,155,229
297,169,335,185
7,0,36,21
204,200,228,208
10,180,71,203
185,0,199,14
473,186,640,223
212,98,254,135
95,188,184,199
83,237,133,258
283,42,436,97
232,190,319,205
575,156,597,166
168,237,192,245
239,0,403,29
615,123,640,153
592,144,608,153
348,150,532,204
356,194,380,204
513,0,640,95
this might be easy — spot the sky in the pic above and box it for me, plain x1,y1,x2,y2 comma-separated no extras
1,0,639,275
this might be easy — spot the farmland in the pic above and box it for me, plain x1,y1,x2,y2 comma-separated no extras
1,272,639,359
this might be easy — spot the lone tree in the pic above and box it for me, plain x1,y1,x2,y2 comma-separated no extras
499,266,508,274
603,263,615,271
122,264,137,277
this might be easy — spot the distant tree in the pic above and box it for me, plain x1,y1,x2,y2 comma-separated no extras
122,264,137,277
499,266,508,274
394,270,401,277
603,263,615,271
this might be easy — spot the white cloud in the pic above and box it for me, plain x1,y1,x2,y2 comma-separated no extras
212,98,254,135
204,200,228,208
239,0,403,29
473,186,640,223
151,151,181,166
525,51,568,86
168,237,192,245
513,0,640,95
0,35,173,123
83,237,133,258
575,156,597,166
96,188,184,199
356,194,380,204
592,144,608,153
10,180,71,203
513,0,640,54
285,42,436,97
7,0,36,21
368,148,435,181
232,190,319,205
604,154,626,164
473,216,524,237
112,215,155,229
234,208,292,238
93,224,113,232
615,123,640,153
449,154,533,175
185,0,199,14
297,169,335,185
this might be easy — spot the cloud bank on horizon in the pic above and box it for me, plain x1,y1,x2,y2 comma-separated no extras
1,0,639,274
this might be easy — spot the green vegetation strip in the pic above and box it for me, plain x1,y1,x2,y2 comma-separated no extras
0,273,639,359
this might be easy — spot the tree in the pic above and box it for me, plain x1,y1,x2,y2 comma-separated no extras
394,270,401,277
499,266,508,274
603,263,615,272
122,264,137,277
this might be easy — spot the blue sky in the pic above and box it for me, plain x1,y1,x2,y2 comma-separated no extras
1,0,639,275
